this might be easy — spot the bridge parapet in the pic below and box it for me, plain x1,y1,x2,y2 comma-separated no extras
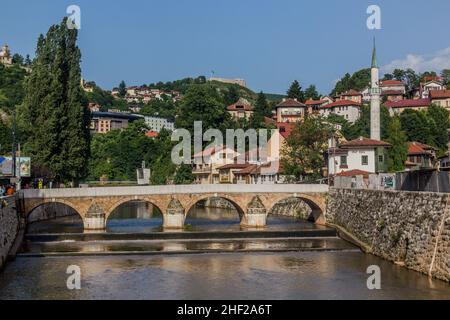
21,184,329,231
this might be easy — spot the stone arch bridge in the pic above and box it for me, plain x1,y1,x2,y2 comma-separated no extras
22,185,329,231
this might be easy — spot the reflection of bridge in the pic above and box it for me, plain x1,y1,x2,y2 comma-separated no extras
22,185,329,231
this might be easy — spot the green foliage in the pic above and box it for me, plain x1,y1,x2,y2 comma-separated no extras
89,121,152,181
386,117,408,172
426,105,450,154
304,85,321,101
224,85,240,105
86,83,127,111
250,92,272,128
399,109,434,146
442,69,450,86
0,64,26,111
331,69,370,97
140,98,177,122
175,85,230,133
287,80,304,102
118,80,126,97
341,105,391,141
282,116,331,182
22,18,90,183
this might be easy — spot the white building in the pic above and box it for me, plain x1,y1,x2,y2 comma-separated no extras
0,44,12,66
319,100,361,123
328,137,391,176
143,116,175,132
421,80,445,99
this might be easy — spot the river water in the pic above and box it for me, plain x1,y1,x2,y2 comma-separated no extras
0,201,449,300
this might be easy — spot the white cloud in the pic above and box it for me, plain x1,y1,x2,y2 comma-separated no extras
382,47,450,74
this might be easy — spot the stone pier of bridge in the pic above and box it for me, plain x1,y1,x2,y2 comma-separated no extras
21,185,329,231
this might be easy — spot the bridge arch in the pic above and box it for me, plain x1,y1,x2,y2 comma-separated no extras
185,195,245,221
105,197,166,222
26,200,85,229
267,194,326,225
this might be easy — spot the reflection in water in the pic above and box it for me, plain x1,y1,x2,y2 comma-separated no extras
27,202,319,234
107,201,163,233
1,252,449,300
24,238,357,254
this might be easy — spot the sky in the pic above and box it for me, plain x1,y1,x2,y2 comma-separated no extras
1,0,450,95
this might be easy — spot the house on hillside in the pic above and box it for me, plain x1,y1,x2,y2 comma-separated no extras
328,137,391,177
406,142,437,170
275,99,307,123
319,100,361,123
430,90,450,110
227,98,254,120
384,98,431,115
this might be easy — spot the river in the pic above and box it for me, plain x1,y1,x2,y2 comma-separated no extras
0,201,449,300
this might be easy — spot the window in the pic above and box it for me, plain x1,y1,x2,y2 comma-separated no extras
340,156,348,166
379,155,384,163
362,155,369,166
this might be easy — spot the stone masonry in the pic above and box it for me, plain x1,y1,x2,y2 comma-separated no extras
0,197,19,270
326,188,450,282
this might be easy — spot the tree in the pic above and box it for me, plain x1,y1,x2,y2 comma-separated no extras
250,91,271,128
12,54,24,66
382,73,394,81
441,69,450,86
175,85,229,133
399,109,432,145
282,116,331,182
287,80,304,102
427,104,450,153
24,54,32,67
386,117,408,172
23,18,90,183
224,85,240,105
331,69,371,97
173,164,195,184
118,80,127,97
304,85,320,101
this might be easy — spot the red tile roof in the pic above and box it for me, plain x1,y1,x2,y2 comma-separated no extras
305,99,328,105
340,89,362,96
340,137,391,148
380,80,404,86
336,170,371,177
276,122,295,139
384,98,431,108
382,90,404,95
227,98,254,111
408,142,436,155
145,131,159,138
217,163,251,170
429,90,450,99
193,145,225,158
320,100,361,109
276,99,306,108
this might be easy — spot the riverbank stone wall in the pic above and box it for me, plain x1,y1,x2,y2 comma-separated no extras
0,197,19,270
326,188,450,282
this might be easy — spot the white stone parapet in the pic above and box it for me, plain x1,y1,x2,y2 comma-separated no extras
22,184,329,199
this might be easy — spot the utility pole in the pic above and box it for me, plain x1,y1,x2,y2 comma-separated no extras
12,108,17,180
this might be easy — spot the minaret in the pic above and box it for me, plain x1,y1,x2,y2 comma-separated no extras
370,39,381,141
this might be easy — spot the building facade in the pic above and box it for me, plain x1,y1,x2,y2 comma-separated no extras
0,44,13,66
319,100,361,123
90,112,142,134
227,98,254,120
143,116,175,132
275,98,307,123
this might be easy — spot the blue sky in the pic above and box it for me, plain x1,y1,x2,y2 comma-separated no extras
1,0,450,95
